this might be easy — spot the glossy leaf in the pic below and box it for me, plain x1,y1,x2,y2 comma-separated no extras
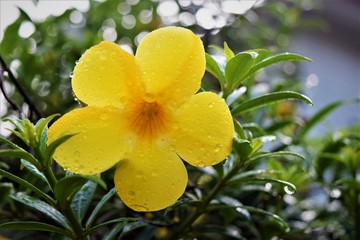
224,42,235,61
231,91,312,115
225,52,256,90
34,114,60,143
249,151,305,164
205,53,225,84
233,138,252,161
0,149,40,168
87,217,138,234
72,180,97,221
247,52,312,76
0,168,54,204
11,192,70,229
54,175,105,205
86,187,116,227
45,133,76,161
0,221,72,237
20,159,48,183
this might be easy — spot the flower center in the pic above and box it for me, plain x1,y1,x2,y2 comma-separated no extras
129,100,169,141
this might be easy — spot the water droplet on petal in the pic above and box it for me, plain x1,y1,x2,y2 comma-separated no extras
69,72,74,78
129,190,135,197
75,60,79,65
79,165,85,170
99,52,107,61
197,161,205,167
284,186,295,195
214,144,222,153
208,102,214,108
74,151,80,157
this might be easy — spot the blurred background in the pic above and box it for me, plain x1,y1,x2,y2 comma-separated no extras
0,0,359,137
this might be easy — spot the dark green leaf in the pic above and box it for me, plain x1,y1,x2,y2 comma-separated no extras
11,192,70,229
103,222,128,240
0,135,23,149
0,221,72,237
88,218,138,234
0,168,54,204
21,159,48,183
231,91,312,115
86,187,116,227
72,181,97,221
247,52,312,76
225,52,256,90
34,114,60,144
54,176,89,204
233,119,246,140
233,138,252,161
249,151,305,163
0,149,40,168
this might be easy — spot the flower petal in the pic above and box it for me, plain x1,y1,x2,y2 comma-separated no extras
114,146,188,212
72,41,142,107
173,92,234,167
47,106,132,175
136,27,205,105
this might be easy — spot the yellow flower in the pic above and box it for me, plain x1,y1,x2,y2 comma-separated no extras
48,27,234,212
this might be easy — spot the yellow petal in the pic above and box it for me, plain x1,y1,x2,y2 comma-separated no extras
47,106,132,175
72,41,142,107
114,146,188,212
173,92,234,167
135,27,205,106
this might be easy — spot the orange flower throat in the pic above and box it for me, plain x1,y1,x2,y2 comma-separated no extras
129,100,169,141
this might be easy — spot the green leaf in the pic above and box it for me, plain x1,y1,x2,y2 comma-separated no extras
225,52,256,91
0,168,55,204
87,217,138,234
34,114,60,144
205,53,225,85
231,91,313,115
233,119,246,140
247,52,312,76
233,138,252,161
229,177,296,194
86,187,116,227
224,42,235,61
0,135,24,149
21,159,48,183
11,192,70,229
72,181,97,221
238,206,290,232
103,222,128,240
0,221,72,237
0,149,40,168
249,151,305,163
54,176,89,204
230,169,281,182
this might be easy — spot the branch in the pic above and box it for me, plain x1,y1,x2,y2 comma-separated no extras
0,56,44,118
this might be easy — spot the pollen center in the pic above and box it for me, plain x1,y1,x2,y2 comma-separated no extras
129,100,169,141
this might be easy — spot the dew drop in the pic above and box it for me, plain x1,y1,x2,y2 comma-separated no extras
99,52,107,61
284,186,295,195
69,72,74,78
214,144,222,153
75,60,79,65
208,102,214,108
129,190,135,197
79,165,85,170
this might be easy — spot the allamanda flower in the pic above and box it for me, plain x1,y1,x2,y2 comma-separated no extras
48,27,234,212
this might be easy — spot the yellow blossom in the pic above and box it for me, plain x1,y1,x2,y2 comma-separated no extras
47,27,234,212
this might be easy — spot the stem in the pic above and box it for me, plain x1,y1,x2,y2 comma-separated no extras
63,205,87,240
167,161,242,239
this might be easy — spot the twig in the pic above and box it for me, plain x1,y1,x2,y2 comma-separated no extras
0,68,23,117
0,56,44,118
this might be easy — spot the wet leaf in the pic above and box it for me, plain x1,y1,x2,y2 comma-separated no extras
0,221,72,237
72,180,97,221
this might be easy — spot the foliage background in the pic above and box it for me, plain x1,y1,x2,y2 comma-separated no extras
0,0,359,239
